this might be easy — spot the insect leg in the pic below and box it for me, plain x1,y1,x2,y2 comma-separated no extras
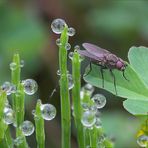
122,70,129,81
109,69,117,95
100,67,104,88
84,61,92,77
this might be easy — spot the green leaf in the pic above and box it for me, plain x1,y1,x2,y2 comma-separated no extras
128,46,148,87
123,99,148,115
84,64,148,100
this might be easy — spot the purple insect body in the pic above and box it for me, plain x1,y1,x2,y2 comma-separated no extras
78,43,128,95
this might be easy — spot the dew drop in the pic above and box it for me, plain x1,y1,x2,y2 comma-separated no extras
65,43,71,50
74,45,80,51
20,60,25,68
68,74,74,90
10,62,17,71
40,104,56,121
67,27,76,36
95,118,102,128
51,19,67,34
13,136,24,146
81,83,95,98
81,110,96,128
68,52,74,60
22,79,38,95
56,38,62,46
91,94,106,109
137,134,148,147
1,82,16,95
3,107,14,125
20,120,34,136
57,70,61,76
32,110,35,116
81,102,90,111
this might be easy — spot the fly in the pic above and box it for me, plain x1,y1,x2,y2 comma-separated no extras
78,43,128,95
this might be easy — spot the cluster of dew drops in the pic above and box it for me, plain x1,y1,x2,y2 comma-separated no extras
51,18,83,91
79,83,106,129
51,19,109,145
0,59,56,146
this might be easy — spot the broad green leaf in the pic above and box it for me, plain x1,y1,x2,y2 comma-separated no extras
123,99,148,115
84,64,148,100
128,46,148,87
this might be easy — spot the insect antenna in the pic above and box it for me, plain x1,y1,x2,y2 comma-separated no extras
110,69,117,95
122,70,129,81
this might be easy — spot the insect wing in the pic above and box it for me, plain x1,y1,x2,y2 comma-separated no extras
77,49,103,61
82,43,110,58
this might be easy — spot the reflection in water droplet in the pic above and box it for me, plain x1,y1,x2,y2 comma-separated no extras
20,120,34,136
65,43,71,50
91,94,106,109
20,60,25,68
68,74,74,90
137,134,148,147
3,107,14,125
13,136,24,146
67,27,76,36
10,62,17,71
68,52,74,60
22,79,38,95
56,38,62,46
51,19,66,34
40,104,56,121
81,110,96,128
1,82,16,95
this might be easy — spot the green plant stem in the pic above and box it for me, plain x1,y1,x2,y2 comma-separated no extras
4,127,13,148
59,26,71,148
11,54,27,148
84,128,90,146
72,51,85,147
11,54,21,120
35,100,45,148
0,91,8,142
89,127,98,148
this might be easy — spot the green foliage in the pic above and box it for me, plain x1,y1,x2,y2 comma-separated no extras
84,46,148,115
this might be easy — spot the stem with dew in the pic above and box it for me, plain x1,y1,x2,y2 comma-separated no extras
72,51,85,147
59,26,71,148
11,54,28,148
35,100,45,148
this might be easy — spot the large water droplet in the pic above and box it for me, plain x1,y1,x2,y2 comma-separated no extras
51,19,66,34
1,82,16,95
68,52,74,60
20,121,34,136
40,104,56,121
65,43,71,50
81,110,96,128
137,134,148,147
22,79,38,95
57,69,61,76
3,107,14,125
67,27,76,36
10,62,17,71
91,94,106,109
13,136,24,146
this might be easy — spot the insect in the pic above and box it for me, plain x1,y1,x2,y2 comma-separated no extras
78,43,128,94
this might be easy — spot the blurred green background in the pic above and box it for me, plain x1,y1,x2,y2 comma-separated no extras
1,0,148,147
